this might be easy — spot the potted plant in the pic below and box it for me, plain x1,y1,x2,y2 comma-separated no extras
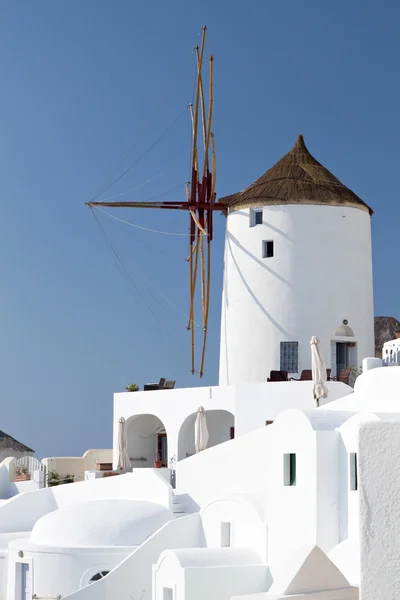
153,454,162,469
64,474,74,484
47,469,60,487
125,383,139,392
15,466,31,481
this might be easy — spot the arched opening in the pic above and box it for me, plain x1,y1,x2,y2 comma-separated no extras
127,414,168,468
178,410,235,461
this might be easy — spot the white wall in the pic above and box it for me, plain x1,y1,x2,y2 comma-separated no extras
178,410,234,460
6,544,131,600
153,555,184,600
234,381,352,437
219,204,374,385
337,414,379,543
0,471,172,535
323,366,400,413
62,514,204,600
114,380,352,475
177,408,352,575
315,431,339,552
184,565,269,600
113,386,235,469
0,533,31,600
266,411,318,572
0,458,44,500
175,427,268,509
201,498,267,561
0,459,18,500
42,449,113,483
127,415,166,467
359,421,400,600
153,549,270,600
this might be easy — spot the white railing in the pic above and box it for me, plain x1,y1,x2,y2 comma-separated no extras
16,456,46,475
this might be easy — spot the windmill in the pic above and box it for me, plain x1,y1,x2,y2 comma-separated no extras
87,27,224,378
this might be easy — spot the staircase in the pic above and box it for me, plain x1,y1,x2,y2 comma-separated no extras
172,492,195,518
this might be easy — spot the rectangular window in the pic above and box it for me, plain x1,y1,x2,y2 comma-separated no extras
262,240,274,258
350,453,358,491
230,427,235,439
221,521,231,547
280,341,299,372
163,588,174,600
284,453,297,486
250,208,263,227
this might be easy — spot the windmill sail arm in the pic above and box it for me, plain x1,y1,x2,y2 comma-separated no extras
87,200,224,211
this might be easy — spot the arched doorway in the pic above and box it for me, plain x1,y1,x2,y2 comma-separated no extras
127,414,168,468
178,410,235,461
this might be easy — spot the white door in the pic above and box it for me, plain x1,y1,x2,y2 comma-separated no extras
21,564,29,600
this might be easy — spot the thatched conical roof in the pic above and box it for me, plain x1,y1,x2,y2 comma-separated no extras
220,134,373,215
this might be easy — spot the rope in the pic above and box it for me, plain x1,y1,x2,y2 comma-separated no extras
94,206,206,237
92,101,166,200
92,107,188,200
91,211,197,371
101,220,202,329
98,150,187,203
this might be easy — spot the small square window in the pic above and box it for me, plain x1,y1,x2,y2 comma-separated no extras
284,453,296,486
280,342,299,372
250,209,263,227
262,240,274,258
221,522,231,547
349,453,358,491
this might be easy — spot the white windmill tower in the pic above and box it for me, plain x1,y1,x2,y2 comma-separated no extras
218,134,374,385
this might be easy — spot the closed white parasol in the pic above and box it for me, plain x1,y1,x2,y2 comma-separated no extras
117,417,131,471
310,336,328,407
195,406,209,453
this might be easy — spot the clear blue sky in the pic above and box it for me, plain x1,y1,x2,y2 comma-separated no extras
0,1,398,457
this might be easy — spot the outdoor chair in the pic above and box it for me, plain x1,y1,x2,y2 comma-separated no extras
333,368,351,385
290,369,331,381
163,380,176,389
267,370,288,382
290,370,312,381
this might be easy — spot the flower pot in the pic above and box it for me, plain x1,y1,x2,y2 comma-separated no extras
96,463,113,471
15,474,31,481
153,460,162,468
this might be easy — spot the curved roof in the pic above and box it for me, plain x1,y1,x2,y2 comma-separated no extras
30,499,170,548
324,366,400,413
220,134,373,215
273,408,356,432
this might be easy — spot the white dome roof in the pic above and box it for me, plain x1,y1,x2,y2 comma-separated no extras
30,499,170,548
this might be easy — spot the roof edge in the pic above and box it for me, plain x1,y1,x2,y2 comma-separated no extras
224,197,373,215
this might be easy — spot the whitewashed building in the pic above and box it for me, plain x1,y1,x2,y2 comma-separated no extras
0,134,394,600
2,360,400,600
218,134,374,385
